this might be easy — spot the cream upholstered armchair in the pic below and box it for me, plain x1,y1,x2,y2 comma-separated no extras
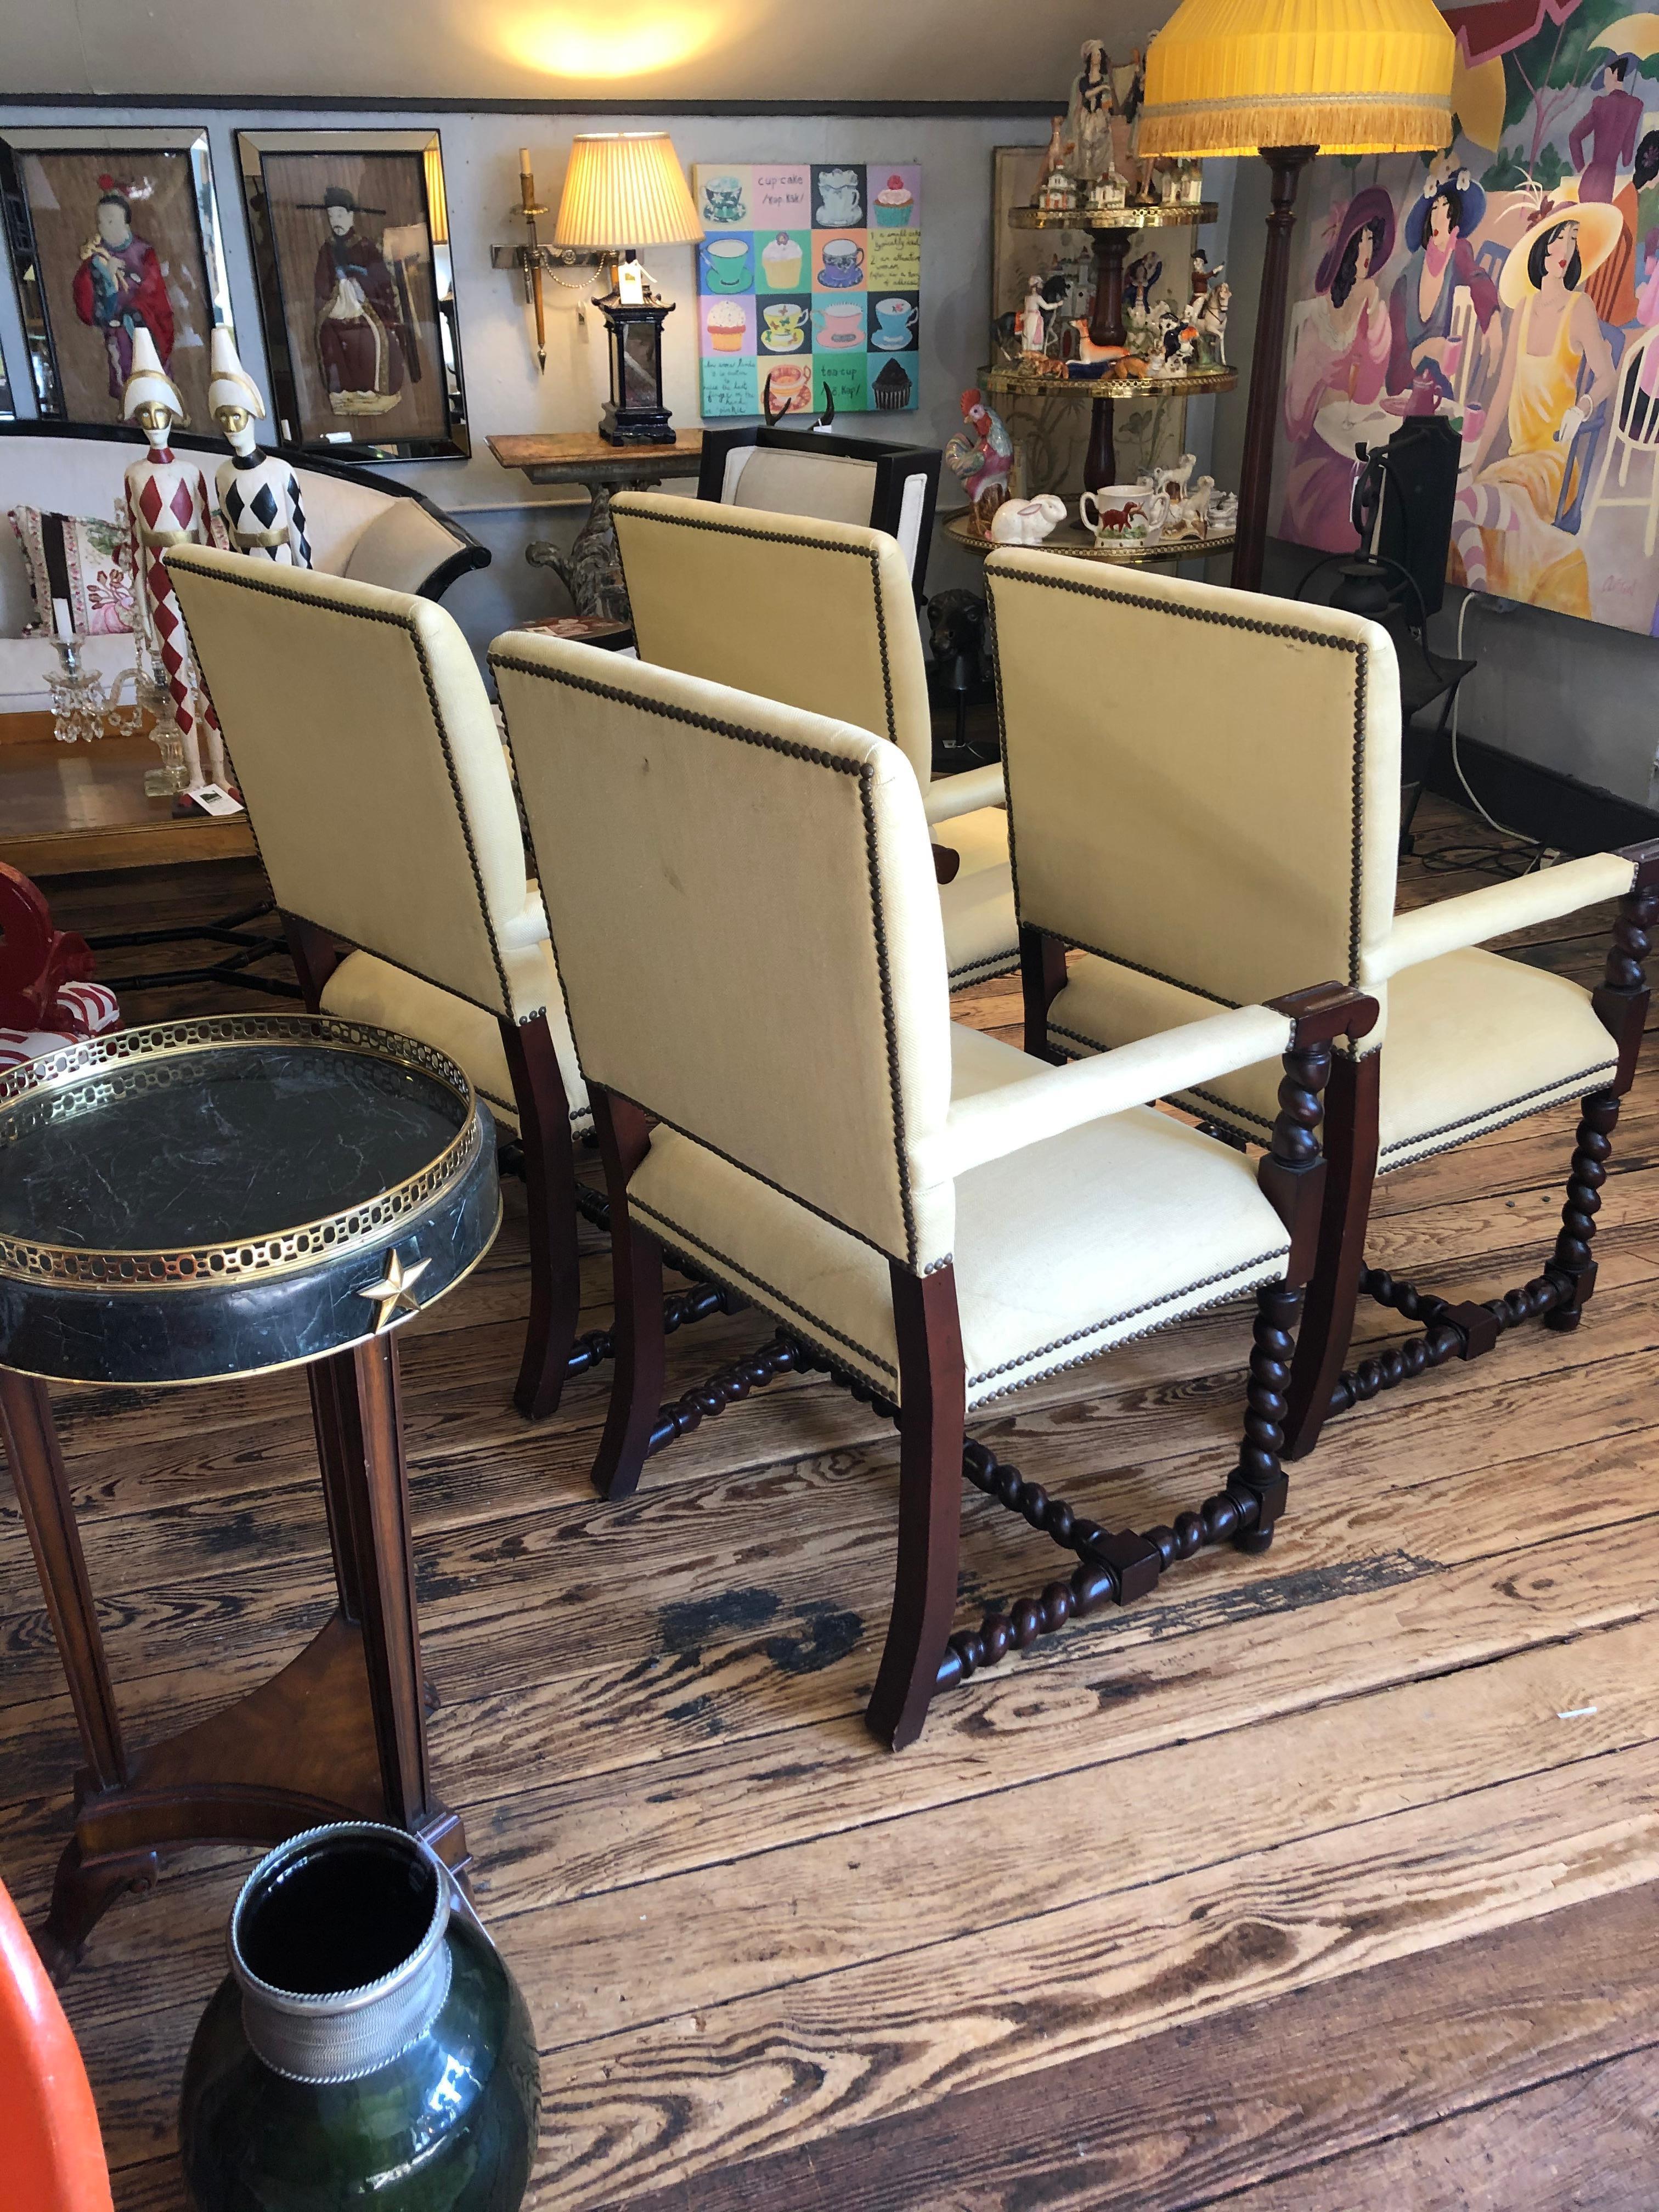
610,490,1018,992
165,546,589,1419
985,548,1659,1460
490,629,1372,1750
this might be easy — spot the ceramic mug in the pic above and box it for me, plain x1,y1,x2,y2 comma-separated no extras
1080,484,1170,545
704,236,752,291
820,238,865,286
874,297,915,342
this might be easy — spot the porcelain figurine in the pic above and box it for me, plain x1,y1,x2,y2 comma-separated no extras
122,328,225,791
1035,119,1078,213
945,388,1014,529
1194,280,1231,367
210,330,312,568
1019,276,1051,357
1139,452,1197,502
1065,41,1118,185
989,493,1068,546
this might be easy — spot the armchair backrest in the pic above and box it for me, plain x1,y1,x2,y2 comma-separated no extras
167,547,539,1023
985,550,1401,1022
611,492,935,789
696,426,942,588
490,633,954,1271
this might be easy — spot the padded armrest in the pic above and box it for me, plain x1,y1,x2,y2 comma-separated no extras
918,1003,1294,1183
495,880,551,953
924,761,1006,826
1367,851,1636,984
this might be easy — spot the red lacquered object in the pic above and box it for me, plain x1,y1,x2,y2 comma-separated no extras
0,1877,113,2212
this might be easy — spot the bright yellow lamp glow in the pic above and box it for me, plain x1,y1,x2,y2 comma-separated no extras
1139,0,1455,159
552,133,704,253
501,7,720,81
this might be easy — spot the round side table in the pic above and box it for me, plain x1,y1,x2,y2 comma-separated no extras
0,1014,500,1975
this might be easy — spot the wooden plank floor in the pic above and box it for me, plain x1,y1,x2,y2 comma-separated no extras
5,798,1659,2210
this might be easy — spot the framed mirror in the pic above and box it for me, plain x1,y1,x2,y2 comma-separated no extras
237,129,468,462
0,126,234,426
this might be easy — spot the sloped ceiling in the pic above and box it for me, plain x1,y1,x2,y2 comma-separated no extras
0,0,1171,104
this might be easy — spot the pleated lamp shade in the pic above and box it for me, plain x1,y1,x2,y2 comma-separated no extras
1138,0,1455,157
552,133,704,250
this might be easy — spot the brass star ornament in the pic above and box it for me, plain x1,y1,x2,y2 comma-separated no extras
356,1248,433,1333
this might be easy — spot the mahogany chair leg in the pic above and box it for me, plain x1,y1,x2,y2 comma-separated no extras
1019,924,1067,1063
1283,1049,1379,1461
866,1263,966,1753
590,1088,666,1501
279,910,342,1011
1233,1280,1300,1553
500,1011,582,1420
1545,1089,1621,1331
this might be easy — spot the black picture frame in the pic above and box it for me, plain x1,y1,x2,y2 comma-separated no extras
236,128,468,464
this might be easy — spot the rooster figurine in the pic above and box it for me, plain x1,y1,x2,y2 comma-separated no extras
945,388,1014,532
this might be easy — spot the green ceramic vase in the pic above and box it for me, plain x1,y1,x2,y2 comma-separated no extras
179,1822,540,2210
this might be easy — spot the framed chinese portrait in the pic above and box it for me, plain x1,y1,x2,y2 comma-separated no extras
0,127,235,426
237,130,468,462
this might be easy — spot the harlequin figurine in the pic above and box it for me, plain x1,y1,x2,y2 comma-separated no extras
122,328,225,791
210,329,312,568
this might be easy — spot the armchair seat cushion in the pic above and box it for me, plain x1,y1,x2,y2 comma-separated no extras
320,942,589,1134
1048,945,1618,1174
627,1024,1288,1407
936,805,1019,989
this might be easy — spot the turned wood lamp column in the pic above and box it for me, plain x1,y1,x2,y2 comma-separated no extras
1084,230,1131,490
1134,0,1455,593
1231,148,1315,592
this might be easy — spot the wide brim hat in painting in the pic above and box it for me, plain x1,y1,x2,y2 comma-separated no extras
207,328,267,423
121,326,188,427
1403,166,1488,253
1314,184,1398,295
1498,185,1625,308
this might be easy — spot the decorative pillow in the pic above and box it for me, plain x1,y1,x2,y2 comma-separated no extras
9,504,137,636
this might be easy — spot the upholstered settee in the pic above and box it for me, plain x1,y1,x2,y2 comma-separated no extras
0,423,487,714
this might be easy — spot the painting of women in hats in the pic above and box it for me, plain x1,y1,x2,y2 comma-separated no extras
1453,194,1622,620
307,184,419,417
1387,166,1500,403
1278,186,1398,549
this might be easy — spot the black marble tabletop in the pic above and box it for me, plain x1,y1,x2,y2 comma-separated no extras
0,1019,499,1389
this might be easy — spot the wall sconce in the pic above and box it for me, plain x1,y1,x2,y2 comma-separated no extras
490,149,607,371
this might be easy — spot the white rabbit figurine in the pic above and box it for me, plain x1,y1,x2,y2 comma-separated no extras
989,494,1069,546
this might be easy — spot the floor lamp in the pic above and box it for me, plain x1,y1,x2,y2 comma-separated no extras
1137,0,1455,592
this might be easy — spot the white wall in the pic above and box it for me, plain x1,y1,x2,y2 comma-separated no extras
0,103,1053,648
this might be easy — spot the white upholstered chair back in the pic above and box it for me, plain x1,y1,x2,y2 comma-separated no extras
167,547,545,1025
985,550,1403,1030
611,492,935,791
490,634,956,1270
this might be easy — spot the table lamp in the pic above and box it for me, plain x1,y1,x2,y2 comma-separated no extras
553,132,704,445
1138,0,1454,591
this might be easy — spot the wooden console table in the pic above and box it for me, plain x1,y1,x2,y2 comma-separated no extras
487,430,703,491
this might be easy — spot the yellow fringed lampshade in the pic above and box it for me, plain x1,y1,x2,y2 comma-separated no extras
552,132,704,251
1138,0,1455,157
